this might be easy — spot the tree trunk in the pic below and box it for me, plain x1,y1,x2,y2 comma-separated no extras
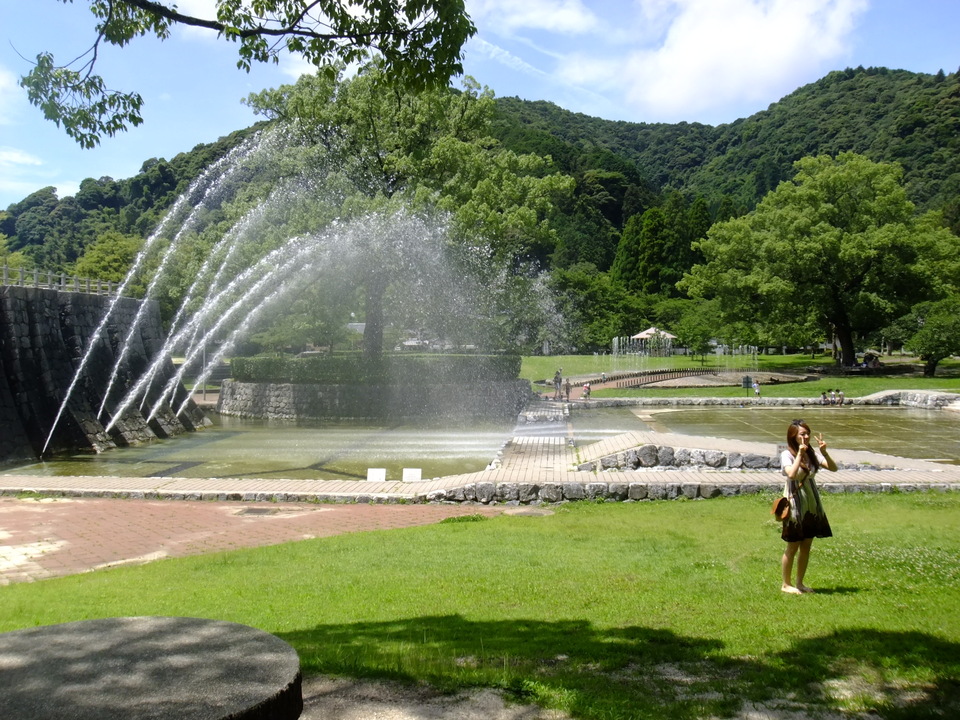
923,358,939,377
835,326,857,367
362,274,387,372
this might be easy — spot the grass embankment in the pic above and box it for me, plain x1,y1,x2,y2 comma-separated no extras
522,354,960,399
2,494,958,719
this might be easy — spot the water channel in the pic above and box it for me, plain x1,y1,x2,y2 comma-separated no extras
4,405,958,481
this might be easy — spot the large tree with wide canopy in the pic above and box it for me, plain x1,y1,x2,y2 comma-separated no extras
680,153,959,365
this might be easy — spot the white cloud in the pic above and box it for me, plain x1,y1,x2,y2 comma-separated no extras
0,66,27,125
469,0,600,35
172,0,222,41
0,147,43,169
469,38,550,78
553,0,868,122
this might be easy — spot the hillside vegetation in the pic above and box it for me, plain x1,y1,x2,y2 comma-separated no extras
1,66,958,363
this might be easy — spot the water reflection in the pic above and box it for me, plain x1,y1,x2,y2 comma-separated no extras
6,405,958,480
7,416,517,481
641,406,960,465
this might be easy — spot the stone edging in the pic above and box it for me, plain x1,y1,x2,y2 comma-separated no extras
7,479,957,506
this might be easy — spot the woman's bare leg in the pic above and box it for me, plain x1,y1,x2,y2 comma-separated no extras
796,538,815,592
782,541,802,593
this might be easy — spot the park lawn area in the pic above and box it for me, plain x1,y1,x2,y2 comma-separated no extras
593,374,960,399
1,493,958,719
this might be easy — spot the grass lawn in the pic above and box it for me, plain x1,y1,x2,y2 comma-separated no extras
2,494,958,719
522,354,960,399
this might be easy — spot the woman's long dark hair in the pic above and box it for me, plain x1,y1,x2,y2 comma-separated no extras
787,420,820,470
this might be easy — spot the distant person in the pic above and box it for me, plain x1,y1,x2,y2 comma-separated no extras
752,380,761,397
553,369,562,400
582,382,591,400
564,377,572,402
778,420,838,594
837,389,845,406
829,389,837,405
820,391,829,405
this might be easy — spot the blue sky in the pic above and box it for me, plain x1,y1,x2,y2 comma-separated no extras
1,0,958,209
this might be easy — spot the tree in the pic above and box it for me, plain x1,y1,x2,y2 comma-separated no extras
889,298,960,376
73,230,143,282
681,153,960,366
20,0,475,147
242,64,573,364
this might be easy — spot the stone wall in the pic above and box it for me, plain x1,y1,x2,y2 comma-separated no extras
217,379,532,420
573,443,876,473
0,287,204,465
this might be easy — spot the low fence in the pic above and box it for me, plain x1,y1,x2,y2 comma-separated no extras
615,368,718,389
1,264,124,296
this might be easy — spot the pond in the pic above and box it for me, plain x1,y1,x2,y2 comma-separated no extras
629,406,960,465
6,405,958,480
6,416,517,482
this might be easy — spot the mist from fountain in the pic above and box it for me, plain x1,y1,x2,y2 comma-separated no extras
41,134,280,455
52,125,563,449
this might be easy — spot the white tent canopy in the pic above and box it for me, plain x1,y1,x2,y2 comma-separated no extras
630,326,676,340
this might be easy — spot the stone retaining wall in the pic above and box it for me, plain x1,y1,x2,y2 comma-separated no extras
419,478,959,505
573,443,881,473
578,389,960,409
217,379,532,420
0,287,204,464
16,477,953,505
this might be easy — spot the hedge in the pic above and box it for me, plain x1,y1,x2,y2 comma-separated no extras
231,354,521,385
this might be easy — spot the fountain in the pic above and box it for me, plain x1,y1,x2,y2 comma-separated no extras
2,126,560,465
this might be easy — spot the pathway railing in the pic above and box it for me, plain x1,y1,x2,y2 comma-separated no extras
615,368,718,389
1,264,124,296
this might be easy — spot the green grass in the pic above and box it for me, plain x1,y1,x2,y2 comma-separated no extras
594,375,960,399
521,353,960,398
2,494,958,719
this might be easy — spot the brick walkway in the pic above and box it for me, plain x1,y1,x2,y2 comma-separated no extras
0,498,502,585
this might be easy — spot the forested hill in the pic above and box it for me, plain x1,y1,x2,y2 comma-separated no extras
2,66,958,273
491,66,960,215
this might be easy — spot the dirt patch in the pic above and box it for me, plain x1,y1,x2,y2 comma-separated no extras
300,676,569,719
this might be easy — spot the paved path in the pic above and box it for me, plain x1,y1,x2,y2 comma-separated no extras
2,413,958,585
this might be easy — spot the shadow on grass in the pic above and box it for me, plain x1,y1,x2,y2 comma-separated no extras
279,618,960,719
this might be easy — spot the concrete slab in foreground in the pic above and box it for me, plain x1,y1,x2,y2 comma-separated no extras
0,616,302,720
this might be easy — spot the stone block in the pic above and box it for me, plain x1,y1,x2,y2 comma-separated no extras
704,450,725,467
742,453,772,469
625,449,639,468
497,483,519,501
664,482,681,499
657,446,675,466
674,448,691,466
680,483,699,499
475,482,496,503
637,444,659,467
607,482,628,500
627,483,648,500
601,455,619,469
699,484,722,498
518,483,540,503
738,483,761,495
647,484,667,500
539,483,562,503
727,452,743,468
562,483,585,500
585,482,607,499
577,462,595,472
462,484,477,502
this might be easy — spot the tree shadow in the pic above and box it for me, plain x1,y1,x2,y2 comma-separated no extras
278,618,959,719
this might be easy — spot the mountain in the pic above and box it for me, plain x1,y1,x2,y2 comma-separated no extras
3,66,958,272
491,66,959,215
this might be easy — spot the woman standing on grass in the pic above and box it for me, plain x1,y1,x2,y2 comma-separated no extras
780,419,837,594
